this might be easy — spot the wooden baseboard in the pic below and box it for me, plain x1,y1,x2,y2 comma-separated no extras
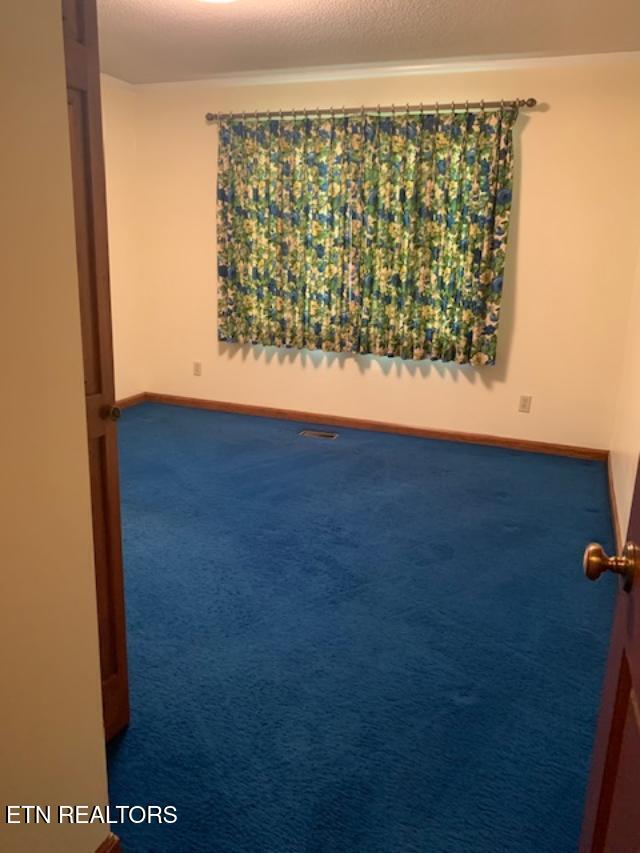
96,834,121,853
607,454,622,553
116,391,608,461
116,392,148,409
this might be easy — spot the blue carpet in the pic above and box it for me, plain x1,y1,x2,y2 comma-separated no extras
108,403,615,853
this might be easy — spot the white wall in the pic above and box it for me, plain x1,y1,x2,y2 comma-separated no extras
102,74,147,400
609,237,640,539
1,4,109,852
102,54,640,449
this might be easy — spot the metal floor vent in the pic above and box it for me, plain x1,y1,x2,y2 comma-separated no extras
299,429,338,440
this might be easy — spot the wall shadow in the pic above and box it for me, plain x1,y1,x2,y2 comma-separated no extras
219,340,485,386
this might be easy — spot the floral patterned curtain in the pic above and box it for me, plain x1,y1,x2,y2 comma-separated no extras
217,106,518,364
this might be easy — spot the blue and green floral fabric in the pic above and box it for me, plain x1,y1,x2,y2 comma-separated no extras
217,107,517,364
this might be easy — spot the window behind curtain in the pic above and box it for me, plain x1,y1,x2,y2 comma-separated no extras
217,107,518,365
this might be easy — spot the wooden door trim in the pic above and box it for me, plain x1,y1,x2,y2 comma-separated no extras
63,0,129,740
116,391,609,461
96,833,121,853
584,649,631,852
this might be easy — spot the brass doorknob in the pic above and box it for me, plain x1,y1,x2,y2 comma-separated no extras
102,405,121,421
583,542,640,592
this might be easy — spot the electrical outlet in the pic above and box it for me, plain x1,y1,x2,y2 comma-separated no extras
518,395,532,414
193,361,202,377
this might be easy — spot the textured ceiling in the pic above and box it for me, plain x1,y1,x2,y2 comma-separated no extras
97,0,640,84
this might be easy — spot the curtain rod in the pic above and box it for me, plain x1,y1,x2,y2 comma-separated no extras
205,98,536,123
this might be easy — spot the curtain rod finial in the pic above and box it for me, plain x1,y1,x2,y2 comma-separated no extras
205,112,216,122
524,98,537,108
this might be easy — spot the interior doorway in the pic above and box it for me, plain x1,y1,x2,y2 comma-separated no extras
62,0,129,741
61,1,638,850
